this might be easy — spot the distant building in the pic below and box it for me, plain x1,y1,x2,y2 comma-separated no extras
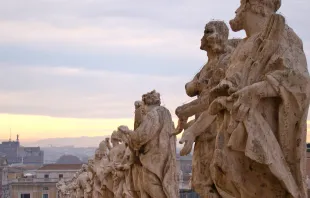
0,135,44,165
55,155,82,165
0,157,9,198
176,154,193,189
9,164,82,198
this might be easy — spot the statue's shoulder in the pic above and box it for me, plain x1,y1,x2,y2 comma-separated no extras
283,24,303,51
154,105,170,113
147,106,171,118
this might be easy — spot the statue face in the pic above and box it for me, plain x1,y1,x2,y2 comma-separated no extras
200,24,222,53
230,0,247,32
200,22,228,53
200,24,215,51
95,149,104,159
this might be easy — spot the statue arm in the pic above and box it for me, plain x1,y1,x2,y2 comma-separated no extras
127,109,161,151
174,91,210,135
179,111,216,156
185,72,201,97
175,93,209,119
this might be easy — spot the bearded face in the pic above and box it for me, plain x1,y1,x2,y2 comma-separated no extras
200,24,225,53
230,3,247,32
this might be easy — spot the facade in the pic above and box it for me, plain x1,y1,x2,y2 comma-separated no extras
9,164,82,198
176,154,193,189
0,136,44,165
0,157,9,198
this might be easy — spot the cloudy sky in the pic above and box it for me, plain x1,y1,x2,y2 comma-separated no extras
0,0,309,144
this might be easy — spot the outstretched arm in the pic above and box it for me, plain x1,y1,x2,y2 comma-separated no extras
179,111,216,156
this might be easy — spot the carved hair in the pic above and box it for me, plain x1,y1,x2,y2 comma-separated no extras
207,21,229,41
242,0,281,16
142,90,161,106
203,21,229,53
82,164,88,171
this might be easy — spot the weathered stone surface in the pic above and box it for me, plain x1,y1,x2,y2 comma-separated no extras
177,0,310,197
57,91,179,198
118,90,179,198
175,20,240,198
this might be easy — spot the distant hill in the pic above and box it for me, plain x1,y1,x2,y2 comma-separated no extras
23,136,186,149
23,136,109,148
56,155,82,164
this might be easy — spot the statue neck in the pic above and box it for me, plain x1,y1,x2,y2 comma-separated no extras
206,48,225,61
146,104,159,112
112,142,119,147
244,13,269,37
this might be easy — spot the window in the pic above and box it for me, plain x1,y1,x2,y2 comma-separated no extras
43,187,49,191
59,174,63,179
42,194,48,198
20,194,30,198
44,174,49,179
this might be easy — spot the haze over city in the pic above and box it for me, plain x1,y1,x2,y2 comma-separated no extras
0,0,309,145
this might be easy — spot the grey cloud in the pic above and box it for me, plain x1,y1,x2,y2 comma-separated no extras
0,64,189,118
0,0,309,119
0,45,206,76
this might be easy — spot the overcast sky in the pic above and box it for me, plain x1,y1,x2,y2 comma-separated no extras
0,0,309,141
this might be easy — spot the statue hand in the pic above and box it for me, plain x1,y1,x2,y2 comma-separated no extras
114,163,123,170
172,118,188,136
179,131,195,156
122,164,130,170
208,97,228,115
175,106,183,117
227,85,260,122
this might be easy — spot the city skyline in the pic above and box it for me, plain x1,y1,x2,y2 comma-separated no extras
0,1,309,143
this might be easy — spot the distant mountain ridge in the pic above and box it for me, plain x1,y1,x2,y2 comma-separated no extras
22,136,185,149
23,136,109,148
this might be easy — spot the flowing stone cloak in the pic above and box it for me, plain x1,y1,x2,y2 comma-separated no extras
210,14,310,198
128,106,179,198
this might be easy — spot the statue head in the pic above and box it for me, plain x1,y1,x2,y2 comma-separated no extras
134,100,143,110
111,130,122,147
200,21,229,53
95,148,105,160
230,0,281,32
82,164,88,171
98,140,109,154
95,148,103,160
142,90,161,106
134,100,145,129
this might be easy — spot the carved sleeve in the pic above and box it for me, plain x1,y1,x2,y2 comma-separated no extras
128,109,161,151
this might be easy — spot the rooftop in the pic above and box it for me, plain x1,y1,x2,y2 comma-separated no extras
37,164,82,171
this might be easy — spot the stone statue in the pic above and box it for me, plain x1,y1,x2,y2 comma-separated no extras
114,100,145,198
56,179,68,198
91,139,114,198
108,131,127,197
174,21,239,198
113,142,141,198
186,0,310,197
75,164,93,198
118,90,179,198
134,100,144,130
56,172,80,198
